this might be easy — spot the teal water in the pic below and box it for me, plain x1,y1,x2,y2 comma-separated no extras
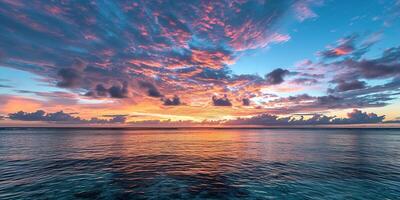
1,128,400,199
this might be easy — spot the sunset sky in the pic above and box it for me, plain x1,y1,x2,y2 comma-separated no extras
0,0,399,126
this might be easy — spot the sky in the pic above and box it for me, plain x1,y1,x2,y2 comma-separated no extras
0,0,399,126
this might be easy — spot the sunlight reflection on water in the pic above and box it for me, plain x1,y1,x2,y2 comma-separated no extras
1,128,400,199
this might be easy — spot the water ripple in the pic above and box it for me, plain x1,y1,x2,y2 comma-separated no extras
1,129,400,199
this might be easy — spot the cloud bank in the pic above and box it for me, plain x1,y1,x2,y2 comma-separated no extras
5,109,387,126
8,110,126,124
226,109,385,126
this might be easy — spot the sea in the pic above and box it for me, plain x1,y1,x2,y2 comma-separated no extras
1,128,400,199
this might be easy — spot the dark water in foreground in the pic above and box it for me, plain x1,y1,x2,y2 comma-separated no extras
1,128,400,199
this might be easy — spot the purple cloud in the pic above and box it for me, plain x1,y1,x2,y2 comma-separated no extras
226,109,385,126
328,80,367,93
242,98,250,106
265,68,290,85
0,0,299,101
162,95,181,106
212,94,232,106
139,81,162,98
8,110,126,124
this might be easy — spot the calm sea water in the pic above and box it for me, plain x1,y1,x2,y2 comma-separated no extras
1,128,400,199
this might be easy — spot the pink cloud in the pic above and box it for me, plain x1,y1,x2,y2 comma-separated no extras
294,1,320,22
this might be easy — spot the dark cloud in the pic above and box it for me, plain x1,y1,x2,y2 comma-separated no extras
212,95,232,106
139,81,162,98
316,95,342,106
265,68,290,85
108,115,127,123
331,77,400,102
319,34,357,59
242,98,250,106
332,46,400,80
0,84,12,88
56,68,81,88
353,50,400,79
14,90,35,94
108,82,129,98
56,59,87,88
261,91,397,115
9,110,78,122
315,45,400,109
314,93,396,110
8,110,126,124
226,109,384,126
162,95,181,106
332,109,385,124
318,33,381,60
5,108,390,126
329,80,366,93
95,84,108,97
83,91,95,97
86,82,130,98
89,115,127,124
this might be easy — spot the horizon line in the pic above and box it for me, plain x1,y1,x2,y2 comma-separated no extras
1,125,400,130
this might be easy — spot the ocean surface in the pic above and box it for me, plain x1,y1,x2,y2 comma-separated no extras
1,128,400,199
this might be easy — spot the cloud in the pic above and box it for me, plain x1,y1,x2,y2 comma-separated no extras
265,68,290,85
291,77,319,85
259,91,397,115
242,98,250,106
328,80,366,93
212,94,232,106
294,36,400,112
5,108,390,126
327,46,400,83
95,84,108,97
9,110,77,122
191,67,231,81
0,84,12,88
56,68,82,88
139,81,162,98
8,110,126,124
318,32,382,61
162,95,181,106
226,109,384,126
0,0,299,101
294,0,320,21
318,35,357,58
85,82,130,98
346,47,400,79
108,82,129,98
55,59,87,88
332,109,385,124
